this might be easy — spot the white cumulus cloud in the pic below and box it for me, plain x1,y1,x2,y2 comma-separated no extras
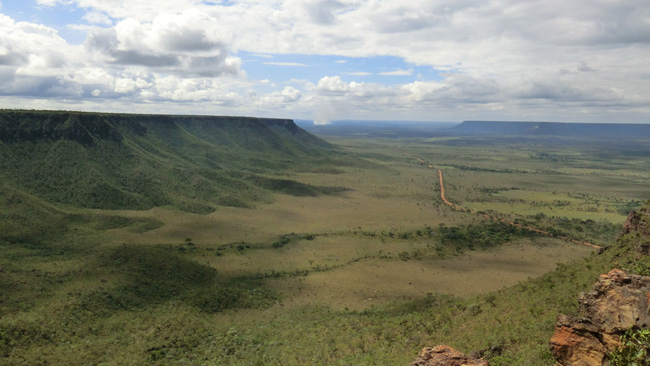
316,76,350,94
84,9,242,77
379,68,413,76
83,11,112,26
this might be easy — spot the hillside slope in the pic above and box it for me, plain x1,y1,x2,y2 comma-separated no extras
0,110,344,213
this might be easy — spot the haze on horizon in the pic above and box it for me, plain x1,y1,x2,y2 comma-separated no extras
0,0,648,124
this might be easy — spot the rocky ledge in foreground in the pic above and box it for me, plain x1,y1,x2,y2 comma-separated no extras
550,268,650,366
410,345,489,366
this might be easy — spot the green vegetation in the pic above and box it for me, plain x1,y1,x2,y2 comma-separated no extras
607,328,650,366
83,244,279,314
2,111,650,365
0,110,353,213
437,221,541,250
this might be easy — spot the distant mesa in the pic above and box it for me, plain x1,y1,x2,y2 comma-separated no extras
447,121,650,138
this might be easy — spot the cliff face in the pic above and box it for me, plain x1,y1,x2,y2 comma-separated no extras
0,110,339,212
0,112,124,146
0,110,320,149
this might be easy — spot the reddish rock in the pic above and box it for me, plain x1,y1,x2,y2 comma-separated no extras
411,345,489,366
550,316,607,366
550,269,650,366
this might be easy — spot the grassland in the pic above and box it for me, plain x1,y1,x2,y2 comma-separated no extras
2,115,650,365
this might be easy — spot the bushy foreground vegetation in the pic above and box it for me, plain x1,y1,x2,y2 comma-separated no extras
607,328,650,366
1,202,647,365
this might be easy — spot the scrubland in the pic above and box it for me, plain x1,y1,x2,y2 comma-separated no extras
2,127,650,365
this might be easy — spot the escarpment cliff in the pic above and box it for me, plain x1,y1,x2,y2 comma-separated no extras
0,110,342,212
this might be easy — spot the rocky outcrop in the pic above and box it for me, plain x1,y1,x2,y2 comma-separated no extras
622,205,650,254
550,269,650,366
411,345,489,366
622,205,650,236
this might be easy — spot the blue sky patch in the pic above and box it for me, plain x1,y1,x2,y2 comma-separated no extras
240,52,443,86
3,0,89,44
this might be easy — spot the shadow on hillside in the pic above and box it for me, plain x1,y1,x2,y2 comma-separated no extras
77,244,279,316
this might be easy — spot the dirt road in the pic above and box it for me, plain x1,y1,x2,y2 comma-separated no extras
403,152,601,249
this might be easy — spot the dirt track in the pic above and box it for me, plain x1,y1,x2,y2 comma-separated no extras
403,152,601,249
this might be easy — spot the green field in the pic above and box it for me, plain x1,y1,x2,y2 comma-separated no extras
2,114,650,365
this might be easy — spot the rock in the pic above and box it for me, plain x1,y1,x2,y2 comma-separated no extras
621,206,650,254
411,345,489,366
584,269,650,332
550,315,608,366
550,269,650,366
622,207,650,237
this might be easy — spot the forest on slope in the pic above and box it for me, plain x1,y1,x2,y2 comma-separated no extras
0,110,352,214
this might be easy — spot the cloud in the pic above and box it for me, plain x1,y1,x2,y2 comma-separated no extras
0,13,83,97
83,11,112,26
263,62,307,67
302,0,350,25
251,86,304,112
346,71,371,76
84,9,242,77
379,68,413,76
258,86,302,104
314,76,403,101
315,76,349,94
517,79,586,101
335,60,347,64
37,0,204,21
577,61,592,72
114,77,151,94
36,0,58,6
0,11,248,108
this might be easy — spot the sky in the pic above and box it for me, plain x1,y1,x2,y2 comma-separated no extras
0,0,648,124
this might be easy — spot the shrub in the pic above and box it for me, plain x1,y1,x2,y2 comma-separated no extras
607,328,650,366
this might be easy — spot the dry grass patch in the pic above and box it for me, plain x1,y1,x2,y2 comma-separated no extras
91,164,456,246
266,238,594,310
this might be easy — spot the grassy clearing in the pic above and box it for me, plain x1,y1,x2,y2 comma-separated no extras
266,238,592,311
